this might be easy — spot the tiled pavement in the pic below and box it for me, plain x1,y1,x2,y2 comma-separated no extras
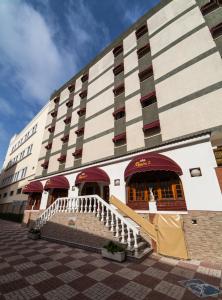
0,220,222,300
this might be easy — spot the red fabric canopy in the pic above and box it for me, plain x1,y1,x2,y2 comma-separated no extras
75,167,110,185
44,176,70,190
124,153,183,180
22,181,43,194
143,120,160,132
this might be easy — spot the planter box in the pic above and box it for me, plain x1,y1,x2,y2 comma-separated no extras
102,248,126,262
28,232,40,240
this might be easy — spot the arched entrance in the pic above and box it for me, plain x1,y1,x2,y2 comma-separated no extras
125,153,187,211
76,167,110,202
22,181,43,210
44,176,70,207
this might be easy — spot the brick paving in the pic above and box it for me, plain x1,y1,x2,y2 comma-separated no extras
0,219,222,300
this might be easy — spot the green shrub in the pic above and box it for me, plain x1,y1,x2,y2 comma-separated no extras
0,213,24,223
103,241,125,254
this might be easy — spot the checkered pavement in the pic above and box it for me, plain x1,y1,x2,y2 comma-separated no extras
0,219,221,300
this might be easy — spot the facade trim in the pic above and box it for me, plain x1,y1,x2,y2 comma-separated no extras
155,47,218,84
159,80,222,112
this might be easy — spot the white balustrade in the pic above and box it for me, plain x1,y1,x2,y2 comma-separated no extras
35,195,140,252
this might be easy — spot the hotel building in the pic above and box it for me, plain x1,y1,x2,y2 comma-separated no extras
0,104,49,214
2,0,222,260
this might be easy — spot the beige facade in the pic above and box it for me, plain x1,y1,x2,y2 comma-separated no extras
0,103,49,211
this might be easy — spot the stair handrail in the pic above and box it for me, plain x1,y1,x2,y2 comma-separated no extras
35,195,140,236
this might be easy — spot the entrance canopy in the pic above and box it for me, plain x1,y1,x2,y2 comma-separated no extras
44,176,70,190
22,181,43,194
75,167,110,185
124,152,183,180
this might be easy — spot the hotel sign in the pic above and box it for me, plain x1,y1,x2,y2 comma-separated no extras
134,158,151,168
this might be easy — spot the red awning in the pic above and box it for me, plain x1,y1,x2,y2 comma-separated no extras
22,181,43,194
143,120,160,132
112,132,126,143
140,91,156,104
112,107,125,117
44,176,70,190
124,152,183,180
75,167,110,185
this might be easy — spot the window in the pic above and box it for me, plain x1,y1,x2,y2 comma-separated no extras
57,155,66,163
66,100,73,108
3,193,7,198
112,132,126,144
138,66,153,82
81,73,89,83
41,161,49,169
113,84,125,97
211,22,222,39
140,91,157,108
45,143,52,150
53,96,60,103
72,149,82,158
136,24,148,39
79,90,87,99
17,188,22,194
64,117,71,124
21,167,27,179
27,144,33,155
201,0,221,16
75,127,84,136
61,135,69,143
113,107,125,120
48,126,55,133
77,108,86,116
137,44,150,59
10,191,14,196
20,150,25,159
68,84,75,93
0,194,1,199
51,111,57,118
113,64,124,76
113,45,123,57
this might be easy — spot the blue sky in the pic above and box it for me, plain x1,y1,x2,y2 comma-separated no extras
0,0,160,167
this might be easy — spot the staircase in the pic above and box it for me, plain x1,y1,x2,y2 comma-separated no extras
35,195,152,259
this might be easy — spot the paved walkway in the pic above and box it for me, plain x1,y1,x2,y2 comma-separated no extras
0,219,221,300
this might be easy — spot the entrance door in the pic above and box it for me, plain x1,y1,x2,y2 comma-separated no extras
47,189,68,207
81,183,100,196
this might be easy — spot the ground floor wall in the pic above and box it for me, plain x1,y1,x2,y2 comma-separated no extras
38,137,222,213
182,211,222,263
40,212,117,249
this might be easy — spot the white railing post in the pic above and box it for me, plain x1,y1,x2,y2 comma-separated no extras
101,204,104,222
110,212,114,232
115,216,119,238
127,228,131,249
93,197,97,214
88,197,92,213
84,197,88,213
121,220,125,243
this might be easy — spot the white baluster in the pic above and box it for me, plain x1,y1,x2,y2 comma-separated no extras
101,204,104,222
88,197,92,213
84,197,88,213
80,198,83,213
121,221,125,243
97,202,100,218
110,212,114,232
93,197,97,214
115,217,119,238
76,198,79,212
133,232,138,254
105,209,110,227
127,227,131,249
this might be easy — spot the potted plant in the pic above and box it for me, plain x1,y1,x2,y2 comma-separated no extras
102,241,126,262
28,227,40,240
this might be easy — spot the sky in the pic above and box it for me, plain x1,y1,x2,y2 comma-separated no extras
0,0,160,168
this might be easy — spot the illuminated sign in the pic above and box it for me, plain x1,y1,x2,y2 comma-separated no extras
134,158,151,168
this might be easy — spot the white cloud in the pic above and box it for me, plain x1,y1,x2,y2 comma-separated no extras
123,4,144,24
66,0,110,56
0,0,77,105
0,98,15,116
